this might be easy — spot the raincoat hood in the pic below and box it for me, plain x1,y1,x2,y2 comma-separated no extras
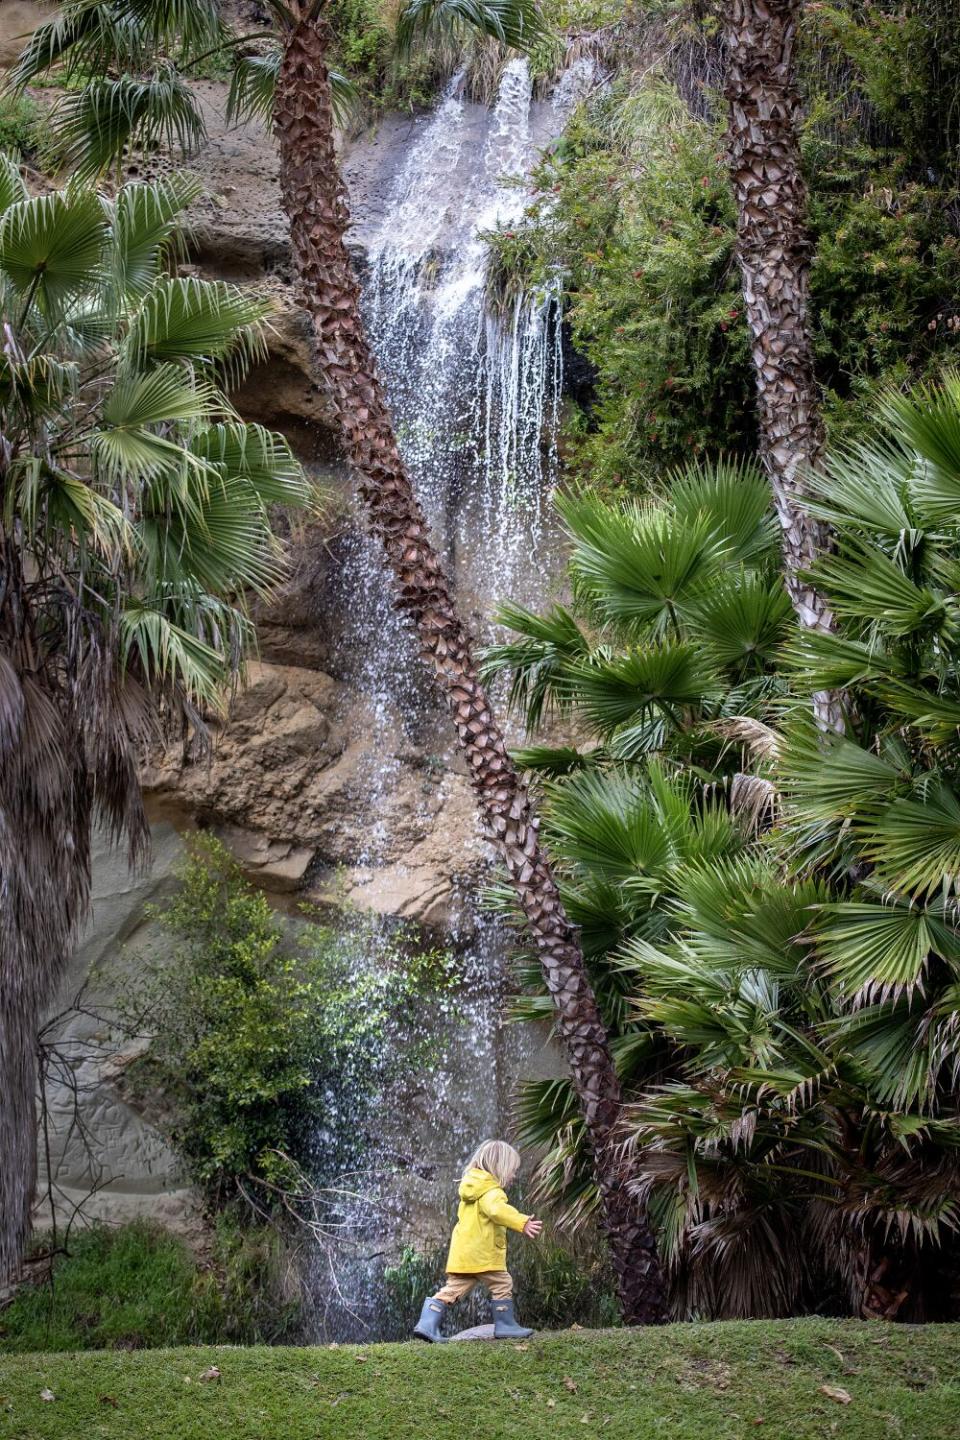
458,1168,502,1203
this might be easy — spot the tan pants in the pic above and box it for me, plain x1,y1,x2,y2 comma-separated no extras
433,1269,513,1304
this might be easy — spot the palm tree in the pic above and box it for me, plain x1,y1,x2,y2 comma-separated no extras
488,399,960,1318
9,2,669,1320
481,460,792,1246
721,0,841,730
0,164,312,1283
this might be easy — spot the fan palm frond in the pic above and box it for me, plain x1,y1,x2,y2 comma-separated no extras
667,456,778,567
0,190,108,317
51,68,205,181
395,0,547,55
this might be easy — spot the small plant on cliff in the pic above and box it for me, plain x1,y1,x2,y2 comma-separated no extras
124,836,457,1209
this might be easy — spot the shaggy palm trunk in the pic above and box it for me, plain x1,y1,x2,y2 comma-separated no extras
723,0,841,729
0,1001,40,1285
272,15,667,1325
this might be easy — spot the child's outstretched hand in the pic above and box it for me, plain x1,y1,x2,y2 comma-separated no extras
523,1217,543,1239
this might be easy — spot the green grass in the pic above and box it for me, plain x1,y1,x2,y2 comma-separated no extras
0,1321,957,1440
0,1224,299,1353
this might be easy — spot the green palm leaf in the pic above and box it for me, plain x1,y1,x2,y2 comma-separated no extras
668,456,778,567
8,4,154,88
119,596,227,708
395,0,547,54
687,572,793,674
51,68,205,180
0,154,28,218
543,768,674,884
813,897,960,1001
559,490,725,637
0,190,108,316
141,474,282,597
124,276,268,371
189,422,310,508
94,364,219,482
805,438,917,536
879,375,960,516
561,641,721,736
112,176,199,299
777,722,901,822
867,785,960,899
480,600,588,729
809,539,946,637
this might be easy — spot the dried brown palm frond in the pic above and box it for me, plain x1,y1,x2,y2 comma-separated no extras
729,771,779,835
713,714,782,763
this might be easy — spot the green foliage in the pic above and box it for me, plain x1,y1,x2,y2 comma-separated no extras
488,385,960,1319
0,1221,298,1353
126,836,456,1201
487,5,960,488
486,86,754,485
0,94,43,158
804,0,960,184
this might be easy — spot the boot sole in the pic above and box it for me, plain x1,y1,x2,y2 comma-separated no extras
413,1328,444,1343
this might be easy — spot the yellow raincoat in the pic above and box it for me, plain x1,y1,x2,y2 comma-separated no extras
445,1167,530,1273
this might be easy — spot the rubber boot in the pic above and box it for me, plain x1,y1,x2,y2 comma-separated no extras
492,1298,534,1339
413,1296,447,1343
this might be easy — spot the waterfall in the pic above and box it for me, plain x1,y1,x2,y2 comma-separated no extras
311,58,591,1339
362,57,565,608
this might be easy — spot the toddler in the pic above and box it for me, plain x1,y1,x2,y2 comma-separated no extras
413,1139,542,1342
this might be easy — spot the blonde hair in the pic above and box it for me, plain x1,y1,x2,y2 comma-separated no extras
464,1139,521,1188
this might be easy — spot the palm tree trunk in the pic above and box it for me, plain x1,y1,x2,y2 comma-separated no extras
0,999,39,1285
272,14,666,1324
722,0,841,729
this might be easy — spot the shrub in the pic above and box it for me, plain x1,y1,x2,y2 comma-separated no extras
122,836,456,1207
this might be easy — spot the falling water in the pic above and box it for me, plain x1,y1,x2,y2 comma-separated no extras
309,57,593,1338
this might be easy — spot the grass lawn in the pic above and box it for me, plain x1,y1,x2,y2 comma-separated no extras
0,1319,958,1440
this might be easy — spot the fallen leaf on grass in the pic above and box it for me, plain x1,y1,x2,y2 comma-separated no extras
563,1377,578,1394
546,1399,556,1410
569,1323,583,1331
512,1343,529,1353
354,1355,368,1364
39,1389,55,1403
200,1367,221,1383
820,1385,852,1405
580,1412,593,1425
99,1395,118,1408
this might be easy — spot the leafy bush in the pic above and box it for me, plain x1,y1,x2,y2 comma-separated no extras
124,836,456,1205
0,1221,298,1352
487,87,755,487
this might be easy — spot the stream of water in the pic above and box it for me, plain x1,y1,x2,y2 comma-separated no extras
311,57,593,1339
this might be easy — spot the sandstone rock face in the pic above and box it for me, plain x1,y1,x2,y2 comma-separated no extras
0,3,54,69
141,659,486,926
36,824,202,1240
